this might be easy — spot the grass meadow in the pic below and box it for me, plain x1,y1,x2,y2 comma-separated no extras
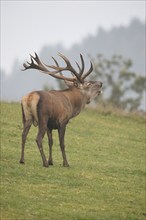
0,102,145,220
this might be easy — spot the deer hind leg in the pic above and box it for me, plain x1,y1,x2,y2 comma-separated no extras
47,129,53,165
20,120,32,164
20,102,32,164
36,122,48,167
58,125,69,167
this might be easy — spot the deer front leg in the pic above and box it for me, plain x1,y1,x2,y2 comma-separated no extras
36,128,48,167
58,125,69,167
47,129,53,165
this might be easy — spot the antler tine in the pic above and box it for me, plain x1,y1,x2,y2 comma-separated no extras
82,61,93,80
51,56,64,76
75,54,85,78
22,52,49,72
79,54,85,76
58,53,82,82
45,55,68,71
30,53,40,64
22,56,35,71
76,61,81,71
52,56,59,67
51,56,76,87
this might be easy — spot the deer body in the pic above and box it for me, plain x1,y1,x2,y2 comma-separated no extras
20,53,102,167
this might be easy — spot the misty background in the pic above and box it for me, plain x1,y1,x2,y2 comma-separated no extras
1,1,145,111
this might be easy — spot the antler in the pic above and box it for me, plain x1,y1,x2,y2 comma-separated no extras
22,52,93,83
22,52,74,82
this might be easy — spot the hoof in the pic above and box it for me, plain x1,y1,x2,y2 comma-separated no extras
63,163,70,167
48,160,53,165
19,160,25,164
43,163,49,168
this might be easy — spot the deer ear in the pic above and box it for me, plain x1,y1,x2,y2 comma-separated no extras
73,81,78,87
64,80,74,88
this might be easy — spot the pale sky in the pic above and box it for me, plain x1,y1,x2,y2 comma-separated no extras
1,0,145,74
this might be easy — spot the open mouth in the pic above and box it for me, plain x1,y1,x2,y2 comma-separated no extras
98,83,103,95
92,82,103,95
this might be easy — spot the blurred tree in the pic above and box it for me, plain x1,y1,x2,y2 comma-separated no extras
56,79,67,90
43,84,54,91
89,54,146,111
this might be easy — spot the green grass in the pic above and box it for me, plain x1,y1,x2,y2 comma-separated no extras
0,102,145,220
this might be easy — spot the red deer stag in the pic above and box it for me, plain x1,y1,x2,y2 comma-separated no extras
20,53,102,167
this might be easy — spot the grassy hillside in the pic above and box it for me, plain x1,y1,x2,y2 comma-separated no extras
0,102,145,220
